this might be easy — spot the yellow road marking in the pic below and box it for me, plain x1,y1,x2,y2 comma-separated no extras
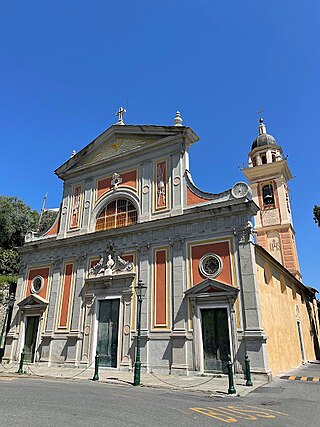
312,377,320,382
216,406,258,420
245,405,289,416
190,404,289,423
190,408,237,423
288,376,296,380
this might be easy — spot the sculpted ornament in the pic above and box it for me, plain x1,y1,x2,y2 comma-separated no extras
233,221,254,244
89,245,134,277
111,173,122,190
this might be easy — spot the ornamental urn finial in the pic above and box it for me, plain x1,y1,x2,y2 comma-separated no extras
174,111,183,126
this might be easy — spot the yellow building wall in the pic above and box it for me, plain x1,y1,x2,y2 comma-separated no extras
256,252,317,376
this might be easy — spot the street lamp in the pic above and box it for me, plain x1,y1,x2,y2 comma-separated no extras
133,278,147,386
0,293,16,359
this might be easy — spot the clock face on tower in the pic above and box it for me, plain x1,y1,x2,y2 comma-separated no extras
231,182,250,199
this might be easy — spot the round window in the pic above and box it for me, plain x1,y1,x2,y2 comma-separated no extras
199,253,222,279
31,276,44,294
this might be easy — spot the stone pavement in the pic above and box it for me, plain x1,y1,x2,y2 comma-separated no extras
0,361,266,397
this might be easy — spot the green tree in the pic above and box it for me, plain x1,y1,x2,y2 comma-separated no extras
38,210,58,234
0,196,57,275
314,205,320,227
0,196,39,248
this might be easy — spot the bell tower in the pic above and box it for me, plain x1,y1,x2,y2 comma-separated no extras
243,118,301,280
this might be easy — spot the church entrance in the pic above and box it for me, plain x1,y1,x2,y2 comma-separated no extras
24,316,40,363
96,299,120,368
201,308,230,373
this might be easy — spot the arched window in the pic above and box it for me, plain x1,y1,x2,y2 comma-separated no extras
262,184,275,206
95,199,138,232
261,153,267,164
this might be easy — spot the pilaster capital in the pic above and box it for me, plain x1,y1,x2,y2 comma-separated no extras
233,221,254,244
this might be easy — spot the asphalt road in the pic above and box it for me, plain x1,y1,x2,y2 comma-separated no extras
0,364,319,426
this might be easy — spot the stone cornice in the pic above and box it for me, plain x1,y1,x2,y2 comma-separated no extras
19,199,257,254
242,160,293,183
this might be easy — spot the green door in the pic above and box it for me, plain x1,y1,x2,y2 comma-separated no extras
96,299,120,367
24,316,40,363
201,308,230,373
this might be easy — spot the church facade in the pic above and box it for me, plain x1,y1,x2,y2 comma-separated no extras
4,112,319,377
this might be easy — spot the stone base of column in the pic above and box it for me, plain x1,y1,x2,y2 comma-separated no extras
170,364,189,376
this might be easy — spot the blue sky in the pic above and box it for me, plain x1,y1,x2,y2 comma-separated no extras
1,1,319,290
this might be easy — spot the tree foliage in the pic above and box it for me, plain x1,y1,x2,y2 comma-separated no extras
314,205,320,227
0,196,57,275
0,196,39,248
38,210,58,234
0,249,20,275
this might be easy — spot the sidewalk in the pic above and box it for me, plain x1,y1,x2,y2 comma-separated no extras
0,362,266,397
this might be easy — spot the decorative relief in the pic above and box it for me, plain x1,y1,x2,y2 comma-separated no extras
111,173,122,189
50,256,63,269
123,325,130,335
267,232,283,263
261,208,280,227
155,160,167,210
89,243,134,278
84,293,94,307
70,185,82,229
233,221,254,244
173,176,181,186
142,185,149,194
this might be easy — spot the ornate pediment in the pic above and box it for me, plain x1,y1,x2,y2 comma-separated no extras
55,125,195,179
184,279,239,299
88,243,134,279
18,294,49,312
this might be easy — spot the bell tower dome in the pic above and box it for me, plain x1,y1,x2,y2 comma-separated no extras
243,118,301,280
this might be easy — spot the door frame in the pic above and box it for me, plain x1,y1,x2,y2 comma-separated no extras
21,314,41,363
197,303,233,374
297,320,306,363
91,295,122,369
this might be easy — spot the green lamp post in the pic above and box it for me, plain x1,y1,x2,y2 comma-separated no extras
0,293,16,359
133,279,147,386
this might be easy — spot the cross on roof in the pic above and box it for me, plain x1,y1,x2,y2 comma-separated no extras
116,107,126,125
256,108,264,122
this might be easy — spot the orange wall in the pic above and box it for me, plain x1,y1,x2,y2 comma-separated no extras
43,213,60,236
256,250,317,375
97,170,137,200
186,187,210,206
58,263,74,329
155,250,167,325
191,242,232,286
26,267,50,299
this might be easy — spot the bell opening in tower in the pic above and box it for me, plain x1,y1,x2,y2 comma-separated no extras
262,184,275,207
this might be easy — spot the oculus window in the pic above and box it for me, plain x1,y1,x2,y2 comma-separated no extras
31,276,44,294
199,253,222,279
